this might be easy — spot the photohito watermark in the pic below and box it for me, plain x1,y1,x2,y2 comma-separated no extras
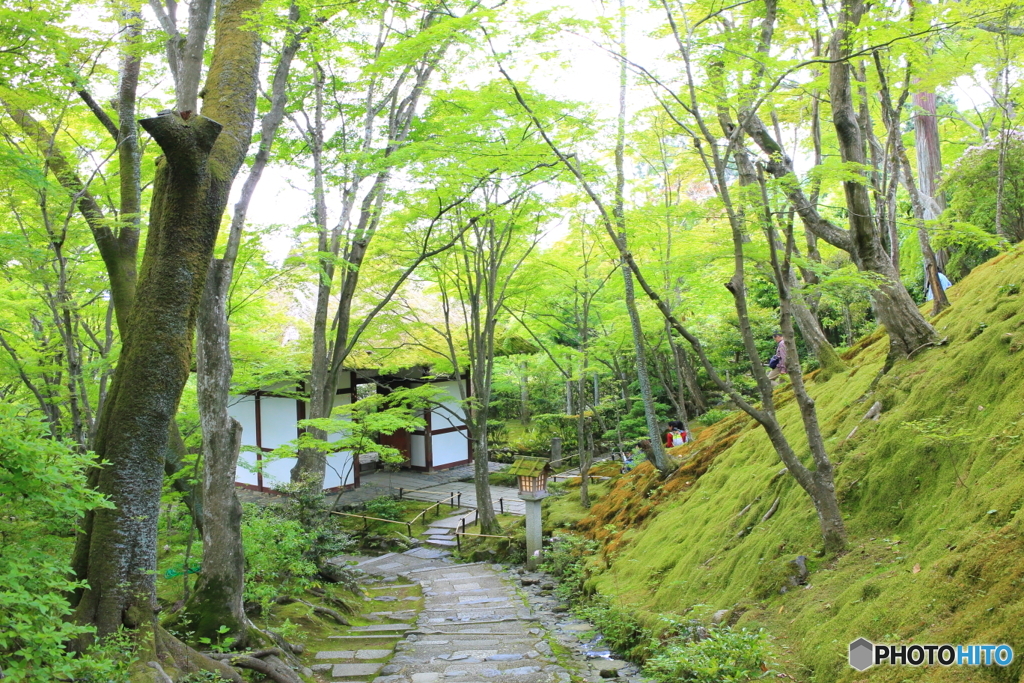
849,638,1014,671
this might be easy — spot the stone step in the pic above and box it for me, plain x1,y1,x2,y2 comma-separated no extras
330,662,382,678
350,623,412,631
328,634,402,640
425,539,458,547
314,648,393,660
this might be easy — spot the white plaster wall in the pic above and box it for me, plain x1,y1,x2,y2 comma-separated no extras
260,396,299,448
431,429,469,467
410,433,426,468
228,395,260,486
324,452,356,489
235,451,261,487
431,380,466,430
328,392,352,442
261,456,296,490
228,395,258,448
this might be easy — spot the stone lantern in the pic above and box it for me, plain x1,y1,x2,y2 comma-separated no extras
507,456,550,570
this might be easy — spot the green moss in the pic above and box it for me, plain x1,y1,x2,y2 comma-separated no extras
556,245,1024,681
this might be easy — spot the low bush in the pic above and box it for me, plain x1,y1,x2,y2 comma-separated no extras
575,597,655,661
540,534,599,603
696,408,731,426
240,504,319,611
0,405,130,681
644,627,773,683
363,495,405,521
489,468,519,487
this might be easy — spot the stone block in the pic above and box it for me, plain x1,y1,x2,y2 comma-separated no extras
332,663,383,677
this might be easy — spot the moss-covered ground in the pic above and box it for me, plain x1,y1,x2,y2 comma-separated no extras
545,245,1024,682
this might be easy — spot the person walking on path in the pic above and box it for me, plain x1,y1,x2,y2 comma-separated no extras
767,331,787,386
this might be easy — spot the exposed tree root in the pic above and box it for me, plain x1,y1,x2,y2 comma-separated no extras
146,661,174,683
275,595,350,625
153,625,244,682
206,648,303,683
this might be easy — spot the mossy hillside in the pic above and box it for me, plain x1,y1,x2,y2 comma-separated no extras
570,245,1024,682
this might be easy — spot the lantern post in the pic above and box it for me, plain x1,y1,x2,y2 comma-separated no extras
508,456,551,570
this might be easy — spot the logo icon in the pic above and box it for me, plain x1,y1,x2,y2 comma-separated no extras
849,638,874,671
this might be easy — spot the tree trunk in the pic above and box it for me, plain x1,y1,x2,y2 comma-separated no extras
612,0,671,475
74,112,224,640
621,262,671,474
786,266,846,378
827,0,938,361
183,10,303,642
180,259,251,645
73,0,262,663
873,56,950,315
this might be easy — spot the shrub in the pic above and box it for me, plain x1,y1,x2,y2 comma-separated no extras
240,504,319,611
644,627,773,683
270,477,355,568
575,596,656,661
540,534,599,603
363,495,406,521
697,408,731,426
0,405,128,681
489,468,519,487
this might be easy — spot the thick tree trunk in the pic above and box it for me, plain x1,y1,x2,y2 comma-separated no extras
73,0,262,664
74,112,224,640
185,1,302,646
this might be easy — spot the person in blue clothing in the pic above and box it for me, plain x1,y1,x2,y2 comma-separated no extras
767,331,787,385
925,270,952,302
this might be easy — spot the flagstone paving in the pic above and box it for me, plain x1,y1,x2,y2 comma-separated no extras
311,540,649,683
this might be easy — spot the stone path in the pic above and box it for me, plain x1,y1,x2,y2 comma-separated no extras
362,470,525,517
312,543,646,683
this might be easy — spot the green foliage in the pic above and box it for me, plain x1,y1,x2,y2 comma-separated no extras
267,477,356,571
943,133,1024,244
489,467,519,487
645,627,773,683
0,404,124,681
363,495,406,521
696,408,731,426
539,534,599,603
240,504,320,612
574,596,655,662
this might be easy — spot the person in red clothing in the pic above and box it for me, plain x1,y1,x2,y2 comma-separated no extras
665,420,688,448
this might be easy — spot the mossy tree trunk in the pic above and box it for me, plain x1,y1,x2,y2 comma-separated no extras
739,0,938,364
826,0,938,360
73,109,223,640
71,0,263,673
184,6,304,645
